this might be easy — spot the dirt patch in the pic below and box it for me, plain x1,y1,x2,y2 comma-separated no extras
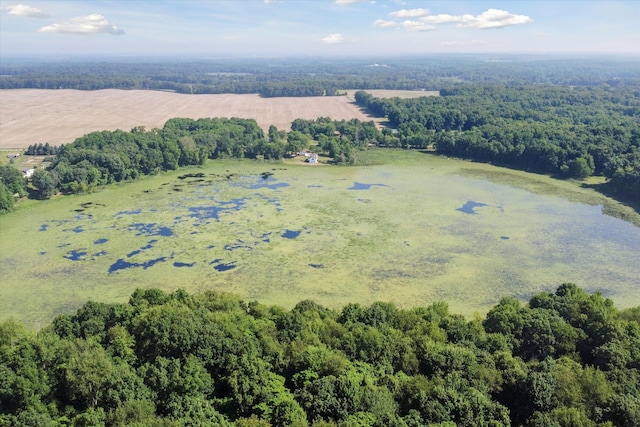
0,89,377,149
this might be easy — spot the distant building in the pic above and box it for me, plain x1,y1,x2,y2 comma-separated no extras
7,153,20,159
22,168,35,179
306,153,318,164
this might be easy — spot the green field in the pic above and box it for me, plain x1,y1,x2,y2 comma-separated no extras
2,150,639,327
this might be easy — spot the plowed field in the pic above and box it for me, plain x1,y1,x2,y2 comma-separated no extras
0,89,377,149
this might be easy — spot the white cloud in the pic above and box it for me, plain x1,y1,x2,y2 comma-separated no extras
39,14,125,35
334,0,365,4
420,14,467,25
464,9,532,29
376,8,531,32
372,19,397,28
402,20,435,32
389,8,428,18
321,33,344,44
4,4,49,18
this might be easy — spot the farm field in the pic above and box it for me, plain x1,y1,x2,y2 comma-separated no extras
2,150,639,327
0,89,381,149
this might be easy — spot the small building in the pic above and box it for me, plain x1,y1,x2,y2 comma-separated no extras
22,168,35,179
7,153,20,159
306,153,318,164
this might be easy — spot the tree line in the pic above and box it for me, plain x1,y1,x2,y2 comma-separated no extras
0,165,28,214
354,85,640,203
2,56,639,96
1,283,639,426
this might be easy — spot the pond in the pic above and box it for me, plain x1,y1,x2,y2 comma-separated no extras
1,153,639,325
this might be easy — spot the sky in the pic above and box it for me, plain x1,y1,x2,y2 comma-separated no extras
1,0,639,58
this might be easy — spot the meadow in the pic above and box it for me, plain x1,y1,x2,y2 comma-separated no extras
2,150,639,327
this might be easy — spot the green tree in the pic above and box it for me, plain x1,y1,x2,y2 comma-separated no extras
31,169,58,199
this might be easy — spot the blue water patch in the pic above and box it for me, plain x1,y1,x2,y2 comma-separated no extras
127,240,157,258
57,243,71,248
214,262,236,272
501,236,510,240
210,259,237,272
348,182,390,190
72,226,84,233
127,249,141,258
40,251,46,255
93,251,107,257
39,224,48,232
188,198,246,221
174,261,195,268
456,201,489,214
308,185,323,188
282,229,301,239
64,250,87,261
94,238,108,244
309,263,324,269
128,223,173,237
108,259,133,273
248,176,290,190
108,256,167,274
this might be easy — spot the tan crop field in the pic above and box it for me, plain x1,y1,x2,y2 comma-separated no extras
0,89,381,149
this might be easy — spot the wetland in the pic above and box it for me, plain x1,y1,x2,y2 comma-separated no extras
1,150,639,326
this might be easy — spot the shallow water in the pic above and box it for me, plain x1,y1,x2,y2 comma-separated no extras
2,155,639,324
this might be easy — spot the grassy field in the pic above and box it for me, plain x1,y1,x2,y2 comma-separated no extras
2,150,639,327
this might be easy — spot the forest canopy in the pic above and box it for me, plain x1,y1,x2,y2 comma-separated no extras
1,284,639,426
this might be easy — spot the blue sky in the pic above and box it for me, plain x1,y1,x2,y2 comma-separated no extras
1,0,639,57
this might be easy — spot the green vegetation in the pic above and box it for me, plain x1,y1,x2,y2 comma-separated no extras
0,164,27,214
354,85,640,204
1,284,639,426
2,153,639,328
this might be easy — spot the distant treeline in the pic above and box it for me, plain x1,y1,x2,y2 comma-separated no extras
25,142,61,156
355,86,640,203
2,283,640,426
2,56,640,96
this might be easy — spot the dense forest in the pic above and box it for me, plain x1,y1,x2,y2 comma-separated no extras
2,56,640,96
1,284,639,426
354,85,640,203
